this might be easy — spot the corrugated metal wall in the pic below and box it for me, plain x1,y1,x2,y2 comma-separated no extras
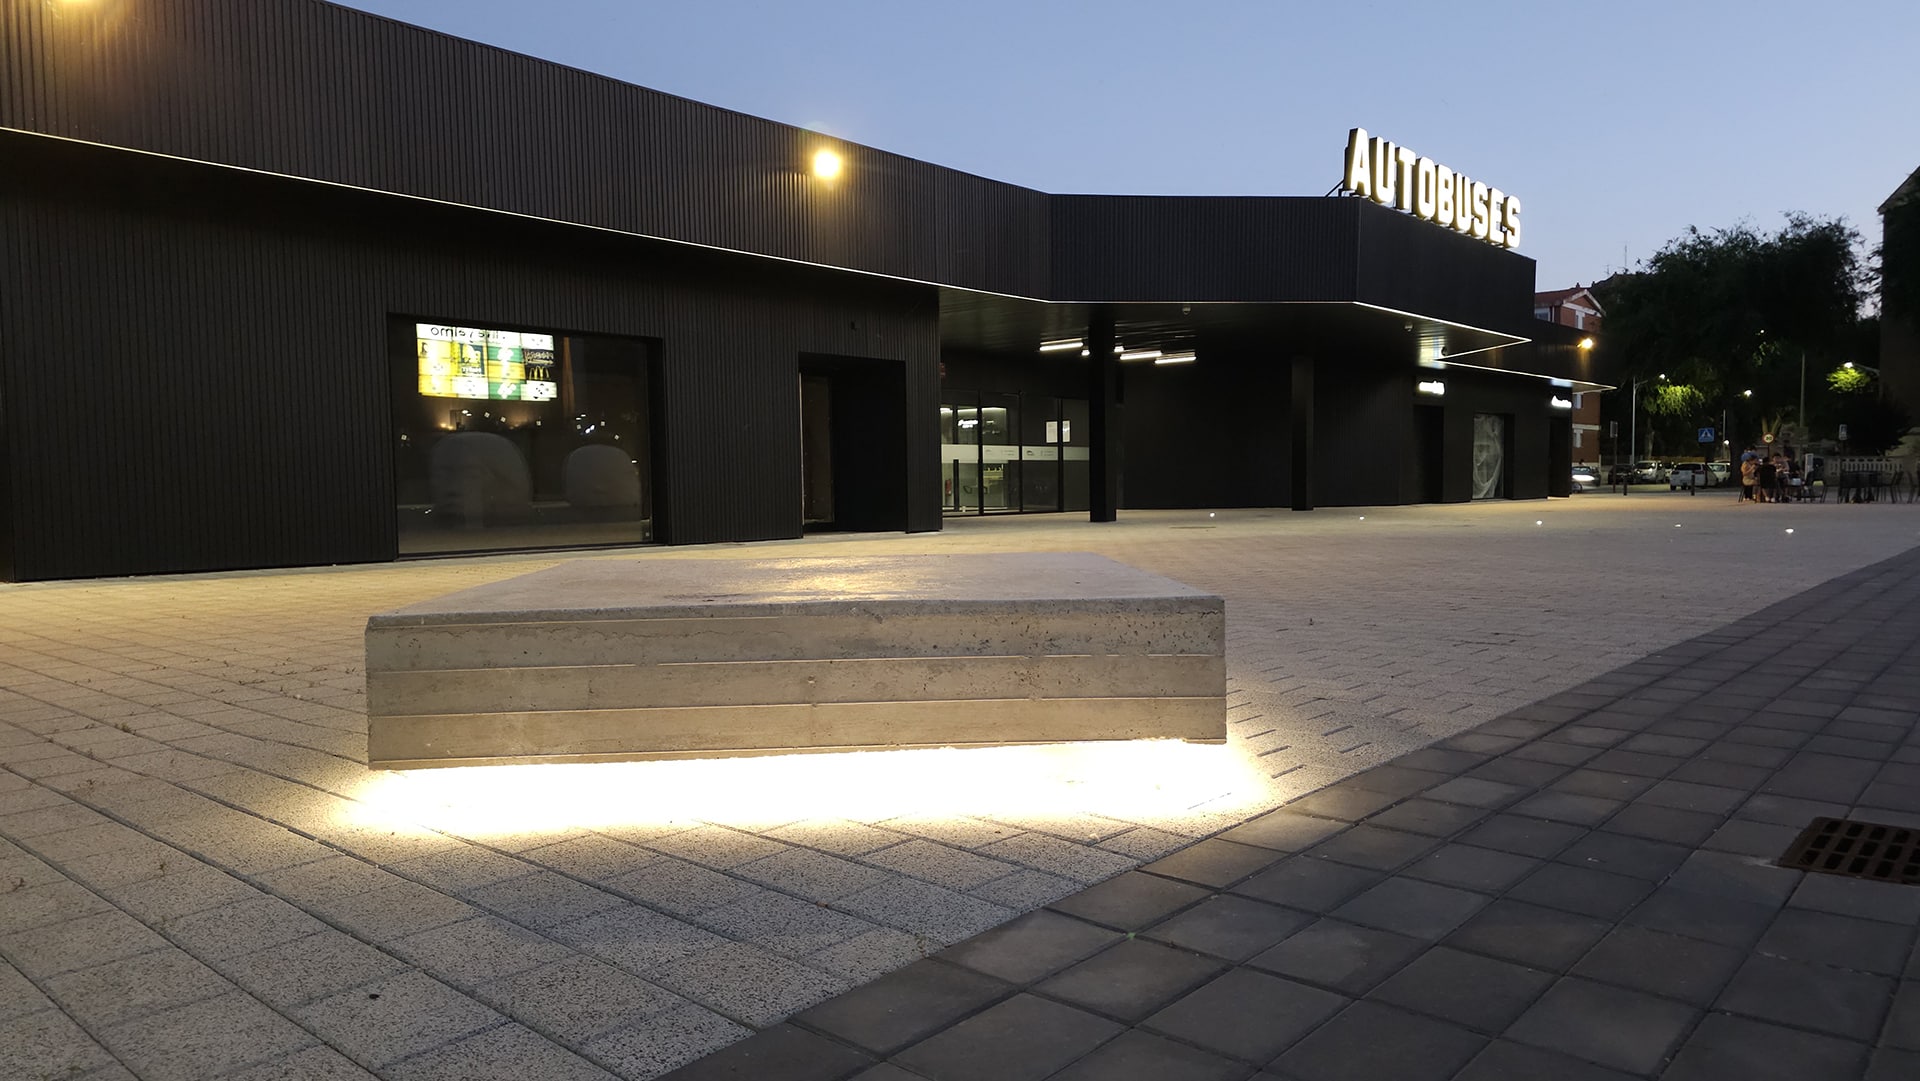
0,0,1052,298
1049,196,1359,303
0,136,940,580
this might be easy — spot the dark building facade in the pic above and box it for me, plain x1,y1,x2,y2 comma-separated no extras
0,0,1607,582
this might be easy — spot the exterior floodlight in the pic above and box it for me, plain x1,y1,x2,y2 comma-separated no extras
1578,337,1594,350
811,149,843,180
1844,361,1855,369
1743,389,1753,397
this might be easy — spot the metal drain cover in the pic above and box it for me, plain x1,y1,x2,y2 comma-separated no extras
1779,817,1920,886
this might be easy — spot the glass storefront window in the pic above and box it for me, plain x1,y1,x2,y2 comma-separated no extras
979,393,1020,512
940,390,1089,515
393,318,654,554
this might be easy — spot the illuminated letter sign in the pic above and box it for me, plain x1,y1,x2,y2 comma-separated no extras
1341,128,1521,250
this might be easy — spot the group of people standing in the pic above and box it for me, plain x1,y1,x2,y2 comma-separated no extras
1738,446,1803,503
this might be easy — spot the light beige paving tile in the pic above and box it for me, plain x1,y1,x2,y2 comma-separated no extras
550,906,730,972
0,878,115,934
521,834,658,882
732,847,894,903
1,909,170,979
860,839,1023,892
292,969,502,1068
965,868,1081,910
215,1043,380,1080
108,864,262,923
388,844,535,893
318,881,477,942
389,915,573,986
464,871,629,930
764,819,912,857
0,1006,120,1079
601,856,757,917
581,1003,753,1081
479,955,682,1042
99,991,315,1081
165,895,330,961
650,940,848,1027
383,1022,619,1081
976,831,1138,884
697,890,875,958
0,958,50,1022
45,946,232,1028
835,877,1014,943
212,930,409,1008
803,927,935,983
642,825,789,870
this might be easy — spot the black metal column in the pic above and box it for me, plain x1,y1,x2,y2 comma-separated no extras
1087,308,1120,522
1290,355,1315,511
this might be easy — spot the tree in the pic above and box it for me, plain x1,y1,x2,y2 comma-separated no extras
1598,214,1873,454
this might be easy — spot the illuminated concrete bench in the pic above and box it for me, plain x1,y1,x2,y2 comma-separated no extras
365,553,1226,768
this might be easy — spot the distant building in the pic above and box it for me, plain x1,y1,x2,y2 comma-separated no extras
1535,287,1606,461
1882,167,1920,417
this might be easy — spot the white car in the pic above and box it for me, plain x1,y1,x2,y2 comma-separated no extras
1570,467,1598,493
1668,463,1709,489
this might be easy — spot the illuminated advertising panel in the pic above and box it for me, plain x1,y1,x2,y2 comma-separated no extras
415,324,559,401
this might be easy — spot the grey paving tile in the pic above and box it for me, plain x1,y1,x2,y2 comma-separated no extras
1787,868,1920,925
1624,883,1780,948
1508,791,1621,827
1366,946,1554,1034
1663,849,1801,908
1701,817,1802,859
650,1022,869,1081
1364,798,1492,838
1139,839,1281,888
1755,907,1916,977
1048,1028,1246,1081
1455,815,1584,859
794,958,1009,1055
1570,924,1745,1006
938,909,1119,984
1443,899,1610,972
1048,871,1209,931
99,991,316,1081
1452,1039,1639,1081
1552,829,1691,881
1505,976,1697,1075
1144,968,1345,1064
894,993,1122,1081
1305,825,1439,872
1248,917,1424,995
1036,937,1224,1022
1329,876,1489,940
1868,1047,1920,1081
1506,862,1654,921
1715,953,1895,1043
1399,843,1538,893
1421,777,1527,810
1270,1000,1485,1081
1216,810,1347,852
1283,786,1400,822
1663,1012,1871,1081
384,1022,617,1081
1142,894,1313,962
1882,981,1920,1051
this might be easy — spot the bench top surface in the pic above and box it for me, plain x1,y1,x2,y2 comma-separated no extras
372,553,1220,626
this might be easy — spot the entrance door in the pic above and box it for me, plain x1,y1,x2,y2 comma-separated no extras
1471,413,1509,499
800,374,834,525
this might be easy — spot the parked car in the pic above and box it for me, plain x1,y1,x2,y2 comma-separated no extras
1570,467,1597,493
1632,461,1668,483
1668,463,1709,489
1706,460,1732,487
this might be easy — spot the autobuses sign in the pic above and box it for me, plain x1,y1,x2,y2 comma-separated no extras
1341,128,1521,250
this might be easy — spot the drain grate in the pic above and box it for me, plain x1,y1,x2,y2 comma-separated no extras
1779,817,1920,886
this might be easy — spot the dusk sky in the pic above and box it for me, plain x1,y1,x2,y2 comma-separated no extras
337,0,1919,294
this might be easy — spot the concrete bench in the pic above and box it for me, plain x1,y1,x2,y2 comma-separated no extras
365,553,1226,768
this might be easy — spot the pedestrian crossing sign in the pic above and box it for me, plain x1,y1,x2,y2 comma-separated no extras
1697,427,1715,443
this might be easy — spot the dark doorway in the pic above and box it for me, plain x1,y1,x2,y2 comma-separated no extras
1412,404,1445,504
798,355,908,533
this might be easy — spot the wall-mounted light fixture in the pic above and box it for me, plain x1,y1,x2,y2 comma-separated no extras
1154,352,1196,365
811,148,843,180
1118,349,1162,362
1417,380,1446,396
1038,339,1083,353
1578,337,1594,351
1550,396,1573,410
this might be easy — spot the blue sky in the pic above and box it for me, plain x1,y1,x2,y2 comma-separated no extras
337,0,1919,294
